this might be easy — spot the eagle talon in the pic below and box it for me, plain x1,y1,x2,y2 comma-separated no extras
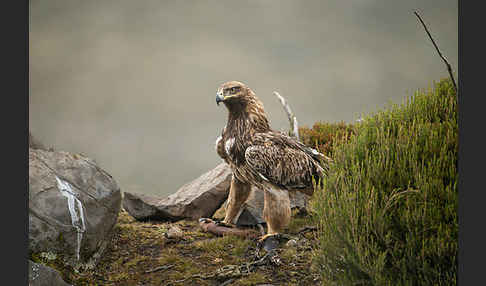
258,233,282,252
198,218,215,224
258,233,280,243
214,220,235,228
198,218,235,228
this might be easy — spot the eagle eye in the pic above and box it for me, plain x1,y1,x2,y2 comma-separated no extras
224,86,241,95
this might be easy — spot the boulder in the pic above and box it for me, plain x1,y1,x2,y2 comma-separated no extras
122,162,310,225
122,192,165,221
123,162,232,221
29,131,48,151
29,260,71,286
29,148,122,270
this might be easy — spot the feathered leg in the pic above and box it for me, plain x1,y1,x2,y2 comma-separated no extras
223,175,251,225
261,188,291,241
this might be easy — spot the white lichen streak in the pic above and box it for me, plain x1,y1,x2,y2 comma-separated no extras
55,176,86,261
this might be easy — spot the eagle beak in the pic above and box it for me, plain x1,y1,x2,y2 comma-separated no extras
216,92,224,106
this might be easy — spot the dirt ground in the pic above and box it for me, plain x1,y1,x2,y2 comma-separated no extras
58,209,322,286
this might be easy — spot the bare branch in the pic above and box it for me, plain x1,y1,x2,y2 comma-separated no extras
273,91,300,141
414,10,457,94
145,264,174,273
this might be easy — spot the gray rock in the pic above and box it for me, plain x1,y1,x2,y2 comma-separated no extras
29,149,122,270
289,190,311,211
286,239,298,247
122,162,309,225
233,186,266,226
123,162,232,221
29,131,48,151
165,226,184,239
29,260,71,286
122,192,166,221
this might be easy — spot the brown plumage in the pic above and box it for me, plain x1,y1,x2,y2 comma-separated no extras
214,81,330,238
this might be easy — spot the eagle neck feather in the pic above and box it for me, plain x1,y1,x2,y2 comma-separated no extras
224,100,270,165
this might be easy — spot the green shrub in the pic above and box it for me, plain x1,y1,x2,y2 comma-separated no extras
309,79,457,285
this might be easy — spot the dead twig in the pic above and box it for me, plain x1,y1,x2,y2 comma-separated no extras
414,10,457,94
274,91,300,141
297,226,318,234
144,264,174,273
219,278,236,286
170,249,281,284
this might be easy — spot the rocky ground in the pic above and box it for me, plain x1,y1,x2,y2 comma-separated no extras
29,134,322,286
44,209,322,286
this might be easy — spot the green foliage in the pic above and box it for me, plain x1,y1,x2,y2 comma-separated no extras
308,79,457,285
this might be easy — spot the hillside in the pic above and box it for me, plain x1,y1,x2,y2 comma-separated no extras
31,78,457,286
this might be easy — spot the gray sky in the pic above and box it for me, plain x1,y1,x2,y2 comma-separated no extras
29,0,458,197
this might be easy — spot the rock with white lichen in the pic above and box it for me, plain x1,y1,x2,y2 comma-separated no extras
29,148,122,270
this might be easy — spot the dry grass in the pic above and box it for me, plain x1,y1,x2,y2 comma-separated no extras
35,209,322,285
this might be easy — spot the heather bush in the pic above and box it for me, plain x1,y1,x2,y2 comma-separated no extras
308,78,457,285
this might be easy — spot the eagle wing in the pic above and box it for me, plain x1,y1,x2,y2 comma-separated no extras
244,132,327,190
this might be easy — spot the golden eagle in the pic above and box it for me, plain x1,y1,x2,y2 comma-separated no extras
213,81,330,241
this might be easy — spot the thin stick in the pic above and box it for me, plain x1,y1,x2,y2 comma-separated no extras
145,264,174,273
274,91,300,141
414,10,457,94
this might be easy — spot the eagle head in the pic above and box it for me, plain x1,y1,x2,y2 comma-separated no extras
216,81,251,108
216,81,269,131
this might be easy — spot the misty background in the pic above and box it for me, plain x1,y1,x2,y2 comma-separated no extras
29,1,458,197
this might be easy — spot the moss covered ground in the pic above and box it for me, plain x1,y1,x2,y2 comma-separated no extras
40,208,321,286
